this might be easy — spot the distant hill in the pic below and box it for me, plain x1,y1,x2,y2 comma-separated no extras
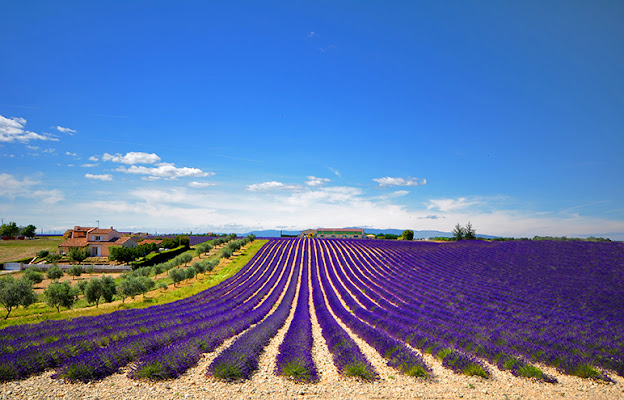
242,228,499,239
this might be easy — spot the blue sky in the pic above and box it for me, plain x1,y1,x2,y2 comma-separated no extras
1,1,623,239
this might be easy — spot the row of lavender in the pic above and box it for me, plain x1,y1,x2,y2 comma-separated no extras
327,238,624,381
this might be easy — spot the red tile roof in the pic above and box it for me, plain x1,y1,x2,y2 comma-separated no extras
58,238,88,248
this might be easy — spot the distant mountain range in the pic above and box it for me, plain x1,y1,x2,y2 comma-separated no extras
242,228,499,239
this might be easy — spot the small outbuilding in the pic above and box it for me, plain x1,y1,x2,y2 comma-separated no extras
299,228,365,239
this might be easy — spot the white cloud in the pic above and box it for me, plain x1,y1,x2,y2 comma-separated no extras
426,197,481,212
0,173,64,204
89,156,99,162
307,32,316,38
246,181,300,192
306,176,330,187
189,181,217,188
85,173,113,181
116,163,213,180
102,151,161,165
81,163,98,168
0,114,59,143
55,126,76,134
373,176,427,187
65,152,78,157
328,167,341,177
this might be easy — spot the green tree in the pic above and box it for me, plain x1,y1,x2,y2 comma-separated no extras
76,280,88,295
67,264,84,280
85,278,104,307
402,230,414,241
0,222,20,239
119,277,142,302
177,235,190,249
68,247,89,264
185,266,196,281
136,276,155,298
101,276,117,303
160,238,177,249
464,222,476,240
452,223,465,241
44,281,77,313
47,265,64,280
0,277,36,319
180,253,193,266
23,268,44,285
169,268,185,287
21,224,37,239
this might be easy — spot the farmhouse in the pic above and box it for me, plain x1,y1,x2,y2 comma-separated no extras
299,228,365,239
57,226,137,257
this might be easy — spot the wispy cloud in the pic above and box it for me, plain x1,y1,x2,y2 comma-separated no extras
189,181,217,188
54,126,76,134
65,151,78,157
85,173,113,181
373,176,427,187
0,114,59,143
426,197,481,212
0,173,64,204
328,167,341,177
246,181,300,192
102,152,161,165
307,31,316,38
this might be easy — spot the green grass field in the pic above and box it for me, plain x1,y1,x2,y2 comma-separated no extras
0,236,64,264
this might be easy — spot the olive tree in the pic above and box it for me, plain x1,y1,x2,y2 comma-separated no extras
0,277,36,319
44,281,77,313
47,265,64,280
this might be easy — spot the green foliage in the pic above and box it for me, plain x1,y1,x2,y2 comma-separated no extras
119,277,141,302
68,247,89,264
85,265,95,274
20,224,37,239
220,247,233,259
281,359,312,382
45,253,61,264
177,235,190,249
46,264,64,280
44,281,77,312
375,233,399,240
156,281,168,291
0,222,20,239
0,276,36,319
23,268,44,285
131,246,187,269
185,266,196,280
67,264,84,280
136,276,155,296
168,268,185,287
453,222,476,240
109,246,137,263
76,280,88,295
159,238,177,249
402,230,414,241
37,250,50,259
85,276,116,307
343,362,376,380
180,253,193,266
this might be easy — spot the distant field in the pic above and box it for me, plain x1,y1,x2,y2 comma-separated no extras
0,237,63,264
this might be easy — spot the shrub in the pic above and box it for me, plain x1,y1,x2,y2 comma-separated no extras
157,281,168,291
47,265,64,280
23,268,44,285
119,277,142,302
85,276,116,307
45,253,61,264
185,266,196,280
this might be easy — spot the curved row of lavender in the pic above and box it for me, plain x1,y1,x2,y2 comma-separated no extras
331,238,624,381
0,236,280,381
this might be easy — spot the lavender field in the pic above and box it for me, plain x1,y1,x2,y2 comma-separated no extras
1,238,623,391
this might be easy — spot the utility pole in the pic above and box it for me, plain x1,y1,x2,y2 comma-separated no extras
96,220,100,228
